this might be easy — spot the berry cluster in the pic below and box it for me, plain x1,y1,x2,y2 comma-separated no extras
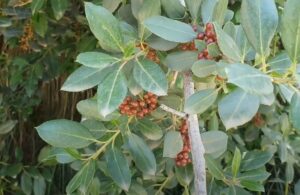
179,42,197,51
19,22,33,52
175,120,192,167
136,43,160,64
196,23,217,60
119,92,158,118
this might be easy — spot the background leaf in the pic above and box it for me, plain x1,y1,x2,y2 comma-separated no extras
163,131,183,158
290,92,300,131
36,119,94,149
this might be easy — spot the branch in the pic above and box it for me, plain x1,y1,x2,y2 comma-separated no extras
159,104,187,118
183,72,207,195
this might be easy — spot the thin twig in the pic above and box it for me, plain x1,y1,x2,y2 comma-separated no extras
183,72,207,195
159,104,187,118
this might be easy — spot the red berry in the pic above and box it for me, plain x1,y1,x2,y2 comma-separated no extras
197,32,205,40
198,52,204,60
206,23,214,31
206,38,214,45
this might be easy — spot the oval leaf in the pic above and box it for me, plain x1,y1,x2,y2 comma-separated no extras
36,119,94,148
241,0,278,57
84,2,124,52
133,59,168,96
290,92,300,131
136,118,163,140
76,52,119,68
126,133,156,175
184,89,218,114
97,66,127,117
163,131,183,158
218,88,260,129
202,130,228,158
144,16,196,43
165,51,198,71
226,63,273,95
105,147,131,191
192,60,217,78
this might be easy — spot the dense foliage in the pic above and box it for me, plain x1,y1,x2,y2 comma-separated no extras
1,0,300,195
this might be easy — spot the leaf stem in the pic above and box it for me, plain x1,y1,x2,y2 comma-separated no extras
154,176,171,195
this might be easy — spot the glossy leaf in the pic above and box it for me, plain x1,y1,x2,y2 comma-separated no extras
97,66,127,117
184,89,218,114
290,92,300,131
202,131,228,158
241,0,278,57
144,16,196,43
184,0,202,21
81,119,107,139
133,59,168,96
192,60,217,78
85,2,124,52
32,13,48,37
237,168,270,182
218,88,260,129
240,180,264,192
126,133,156,175
21,173,32,195
136,118,163,140
280,0,300,63
33,176,46,195
165,51,198,71
232,148,241,177
0,120,17,135
66,160,96,194
36,119,94,149
212,0,228,25
163,131,183,158
105,147,131,191
225,63,273,95
51,0,68,20
31,0,45,15
214,23,242,62
161,0,185,19
147,35,178,51
76,52,119,68
205,154,225,180
61,66,112,92
201,0,218,24
241,151,273,171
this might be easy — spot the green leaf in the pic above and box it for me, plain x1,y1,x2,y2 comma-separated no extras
225,63,273,95
218,88,260,129
205,154,225,180
268,52,291,75
105,147,131,191
61,66,112,92
133,59,168,96
76,52,119,68
241,151,273,171
165,51,198,71
81,119,107,139
128,76,143,96
66,160,96,194
201,0,218,24
0,17,12,27
33,176,46,195
136,118,163,140
290,92,300,131
84,2,124,52
185,0,202,21
147,35,178,51
232,148,241,177
214,23,242,62
31,0,45,15
32,12,48,37
126,133,156,175
36,119,94,149
241,0,278,57
237,168,270,182
137,0,161,39
51,148,76,164
192,60,217,78
51,0,68,20
163,131,183,158
212,0,228,25
21,173,32,195
202,131,228,158
240,180,264,192
97,66,127,117
77,99,120,121
184,89,218,114
0,120,17,135
144,16,196,43
161,0,185,19
280,0,300,64
103,0,121,12
175,164,194,186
